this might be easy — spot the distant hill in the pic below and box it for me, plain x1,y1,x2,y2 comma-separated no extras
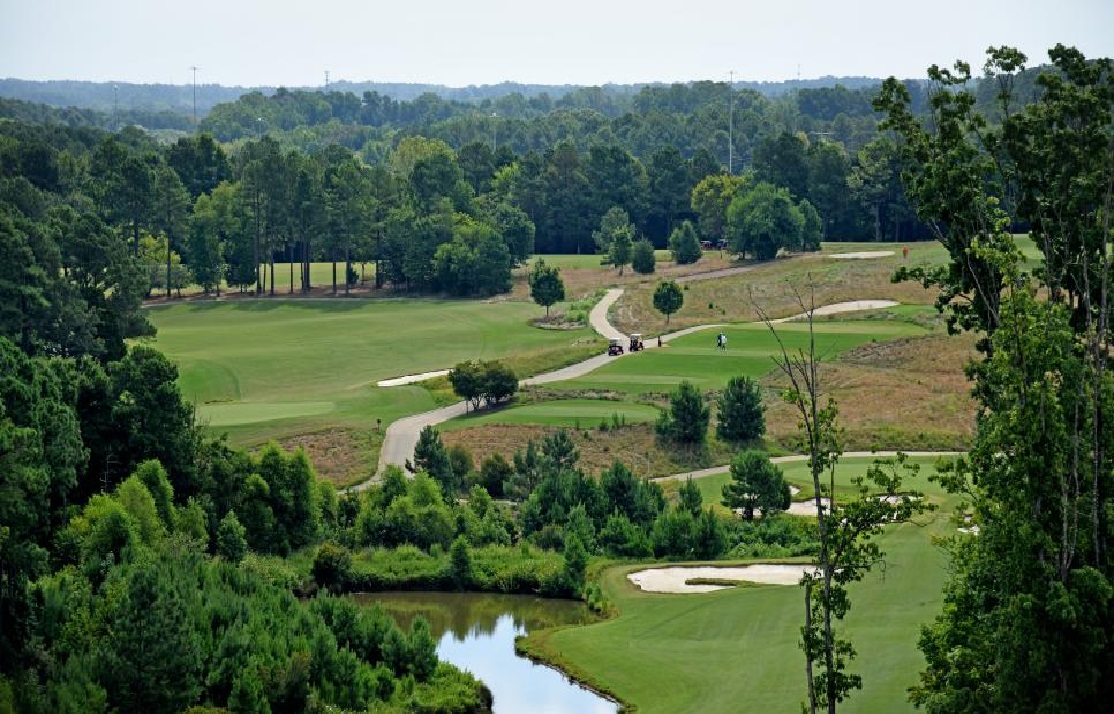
0,76,893,118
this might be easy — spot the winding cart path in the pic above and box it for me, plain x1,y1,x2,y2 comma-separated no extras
346,288,905,492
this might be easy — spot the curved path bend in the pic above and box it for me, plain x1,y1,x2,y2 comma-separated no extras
348,288,906,493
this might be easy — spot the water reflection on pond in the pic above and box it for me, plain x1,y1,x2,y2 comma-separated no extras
353,592,618,714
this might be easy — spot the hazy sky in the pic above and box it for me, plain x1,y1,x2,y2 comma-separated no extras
2,0,1112,87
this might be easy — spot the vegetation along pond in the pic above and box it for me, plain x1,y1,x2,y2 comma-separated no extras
355,592,618,713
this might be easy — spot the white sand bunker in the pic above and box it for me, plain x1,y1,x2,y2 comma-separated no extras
770,300,899,323
787,498,830,516
628,564,816,593
377,369,450,387
829,251,895,260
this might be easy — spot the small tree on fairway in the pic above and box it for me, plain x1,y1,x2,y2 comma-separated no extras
653,280,684,324
669,220,703,264
480,360,518,406
716,376,766,442
722,449,790,520
528,259,565,316
449,360,484,410
656,380,709,446
631,239,656,274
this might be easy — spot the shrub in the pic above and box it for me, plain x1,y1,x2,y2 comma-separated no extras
631,239,656,274
668,220,702,264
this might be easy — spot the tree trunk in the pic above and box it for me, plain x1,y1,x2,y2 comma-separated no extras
165,230,172,299
332,259,337,296
269,255,275,297
288,243,294,294
805,580,817,714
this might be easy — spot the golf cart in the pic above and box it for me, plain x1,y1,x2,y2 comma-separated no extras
608,338,625,356
629,333,644,352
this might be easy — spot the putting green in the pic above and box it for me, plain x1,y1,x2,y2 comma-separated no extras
441,399,661,430
199,401,335,427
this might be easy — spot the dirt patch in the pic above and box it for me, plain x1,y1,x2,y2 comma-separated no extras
628,564,816,593
277,428,380,488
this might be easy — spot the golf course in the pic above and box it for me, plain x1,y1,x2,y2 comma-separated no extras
147,244,974,712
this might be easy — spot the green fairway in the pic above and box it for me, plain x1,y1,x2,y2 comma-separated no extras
441,399,661,430
147,299,594,443
552,319,927,395
529,455,957,714
684,455,949,509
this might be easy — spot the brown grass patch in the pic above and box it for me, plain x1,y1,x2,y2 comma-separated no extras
612,251,940,335
440,423,736,479
762,332,979,452
277,428,381,488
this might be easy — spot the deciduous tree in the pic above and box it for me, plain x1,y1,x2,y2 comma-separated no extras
652,280,684,324
528,259,565,316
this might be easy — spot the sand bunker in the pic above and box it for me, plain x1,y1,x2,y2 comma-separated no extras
377,369,450,387
628,564,817,593
787,498,830,516
770,300,899,323
829,251,895,260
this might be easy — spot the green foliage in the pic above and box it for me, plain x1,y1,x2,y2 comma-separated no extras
313,541,353,591
477,453,511,499
630,239,656,274
448,537,472,589
652,280,684,324
216,510,247,564
668,220,702,264
656,380,709,446
528,259,565,316
716,375,766,442
562,533,588,594
677,478,703,516
97,563,203,714
413,426,460,499
722,450,790,520
608,226,633,275
448,359,518,412
726,181,804,260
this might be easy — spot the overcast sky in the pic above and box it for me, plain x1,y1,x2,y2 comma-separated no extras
2,0,1112,87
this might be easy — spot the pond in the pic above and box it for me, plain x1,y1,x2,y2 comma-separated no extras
353,592,618,714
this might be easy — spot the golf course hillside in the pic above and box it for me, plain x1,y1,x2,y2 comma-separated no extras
145,297,601,482
440,306,978,475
